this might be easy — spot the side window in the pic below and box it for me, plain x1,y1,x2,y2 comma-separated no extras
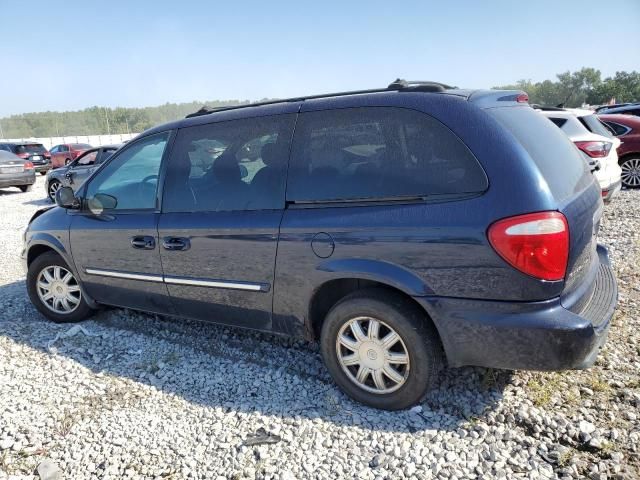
97,149,116,164
60,145,69,152
77,151,98,165
85,132,169,211
605,122,628,136
162,114,295,213
50,146,59,154
287,107,487,202
548,117,567,128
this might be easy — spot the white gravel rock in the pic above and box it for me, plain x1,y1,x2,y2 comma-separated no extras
1,178,639,479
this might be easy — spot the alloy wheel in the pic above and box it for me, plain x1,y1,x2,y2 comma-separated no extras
336,316,410,394
48,181,61,200
621,158,640,188
36,266,81,314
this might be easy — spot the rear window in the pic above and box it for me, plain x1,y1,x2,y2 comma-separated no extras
488,107,590,200
71,143,92,150
15,144,46,154
287,107,487,202
579,115,613,138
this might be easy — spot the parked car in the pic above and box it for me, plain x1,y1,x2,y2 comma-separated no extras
22,81,617,410
594,102,637,113
538,108,622,202
599,114,640,188
596,104,640,117
45,145,120,201
49,143,92,168
0,150,36,192
0,142,51,174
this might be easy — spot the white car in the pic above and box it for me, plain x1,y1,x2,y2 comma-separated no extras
538,108,622,203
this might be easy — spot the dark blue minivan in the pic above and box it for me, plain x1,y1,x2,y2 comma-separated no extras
22,81,617,409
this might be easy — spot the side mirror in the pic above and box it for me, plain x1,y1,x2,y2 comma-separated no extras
239,164,248,179
55,186,80,209
87,193,117,214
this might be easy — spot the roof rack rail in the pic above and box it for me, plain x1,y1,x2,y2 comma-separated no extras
185,78,455,118
531,104,566,111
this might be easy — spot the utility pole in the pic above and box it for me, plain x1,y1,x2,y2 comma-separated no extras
0,119,4,139
104,107,111,135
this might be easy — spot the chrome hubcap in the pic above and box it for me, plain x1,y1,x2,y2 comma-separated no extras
49,182,61,199
621,158,640,187
336,316,410,394
36,266,81,314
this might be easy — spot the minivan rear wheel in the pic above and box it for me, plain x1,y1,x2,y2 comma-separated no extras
27,251,95,323
320,288,442,410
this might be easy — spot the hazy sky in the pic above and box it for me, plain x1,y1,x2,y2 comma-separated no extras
1,0,638,117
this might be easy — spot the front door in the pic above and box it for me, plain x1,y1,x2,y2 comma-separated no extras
158,113,297,330
69,131,174,313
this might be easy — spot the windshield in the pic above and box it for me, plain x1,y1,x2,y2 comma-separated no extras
16,144,46,154
579,115,613,138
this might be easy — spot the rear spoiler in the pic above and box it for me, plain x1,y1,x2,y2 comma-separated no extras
467,90,529,109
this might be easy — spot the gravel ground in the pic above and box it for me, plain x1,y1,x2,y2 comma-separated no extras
0,176,638,480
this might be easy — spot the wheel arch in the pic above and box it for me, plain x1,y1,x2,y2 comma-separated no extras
307,277,446,363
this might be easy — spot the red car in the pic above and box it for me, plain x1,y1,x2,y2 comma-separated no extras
599,114,640,188
49,143,92,168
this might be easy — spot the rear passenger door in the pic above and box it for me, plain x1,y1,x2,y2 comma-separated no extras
158,114,296,330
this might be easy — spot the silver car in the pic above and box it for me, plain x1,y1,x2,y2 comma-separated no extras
45,145,120,201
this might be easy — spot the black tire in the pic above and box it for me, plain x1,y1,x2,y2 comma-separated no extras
26,251,95,323
19,184,33,192
48,180,60,201
620,156,640,189
64,158,71,165
320,288,442,410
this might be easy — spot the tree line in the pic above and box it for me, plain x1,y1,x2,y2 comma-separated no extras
1,68,638,138
494,68,640,108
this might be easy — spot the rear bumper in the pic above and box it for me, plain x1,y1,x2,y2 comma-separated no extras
418,245,617,371
0,172,36,188
602,179,622,203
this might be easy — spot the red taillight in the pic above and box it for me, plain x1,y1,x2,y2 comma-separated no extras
516,93,529,103
24,161,34,170
574,141,612,158
488,211,569,281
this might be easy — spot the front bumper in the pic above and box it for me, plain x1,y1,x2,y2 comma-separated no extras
417,245,617,371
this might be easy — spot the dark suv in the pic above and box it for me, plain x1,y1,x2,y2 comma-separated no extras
22,81,617,410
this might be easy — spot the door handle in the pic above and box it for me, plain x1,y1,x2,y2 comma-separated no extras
162,237,190,251
131,235,156,250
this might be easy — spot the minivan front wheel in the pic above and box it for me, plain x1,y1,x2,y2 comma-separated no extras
320,289,442,410
27,251,94,323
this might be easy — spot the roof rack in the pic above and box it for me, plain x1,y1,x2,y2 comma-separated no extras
185,78,455,118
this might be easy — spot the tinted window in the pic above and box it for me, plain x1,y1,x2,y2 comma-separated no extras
604,121,629,136
85,132,169,211
16,144,46,154
60,145,69,152
71,143,91,149
287,107,486,202
489,107,589,200
548,117,567,128
162,114,295,213
98,148,117,163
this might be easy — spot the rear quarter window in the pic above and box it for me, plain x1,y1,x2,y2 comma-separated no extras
287,107,487,202
488,107,591,200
